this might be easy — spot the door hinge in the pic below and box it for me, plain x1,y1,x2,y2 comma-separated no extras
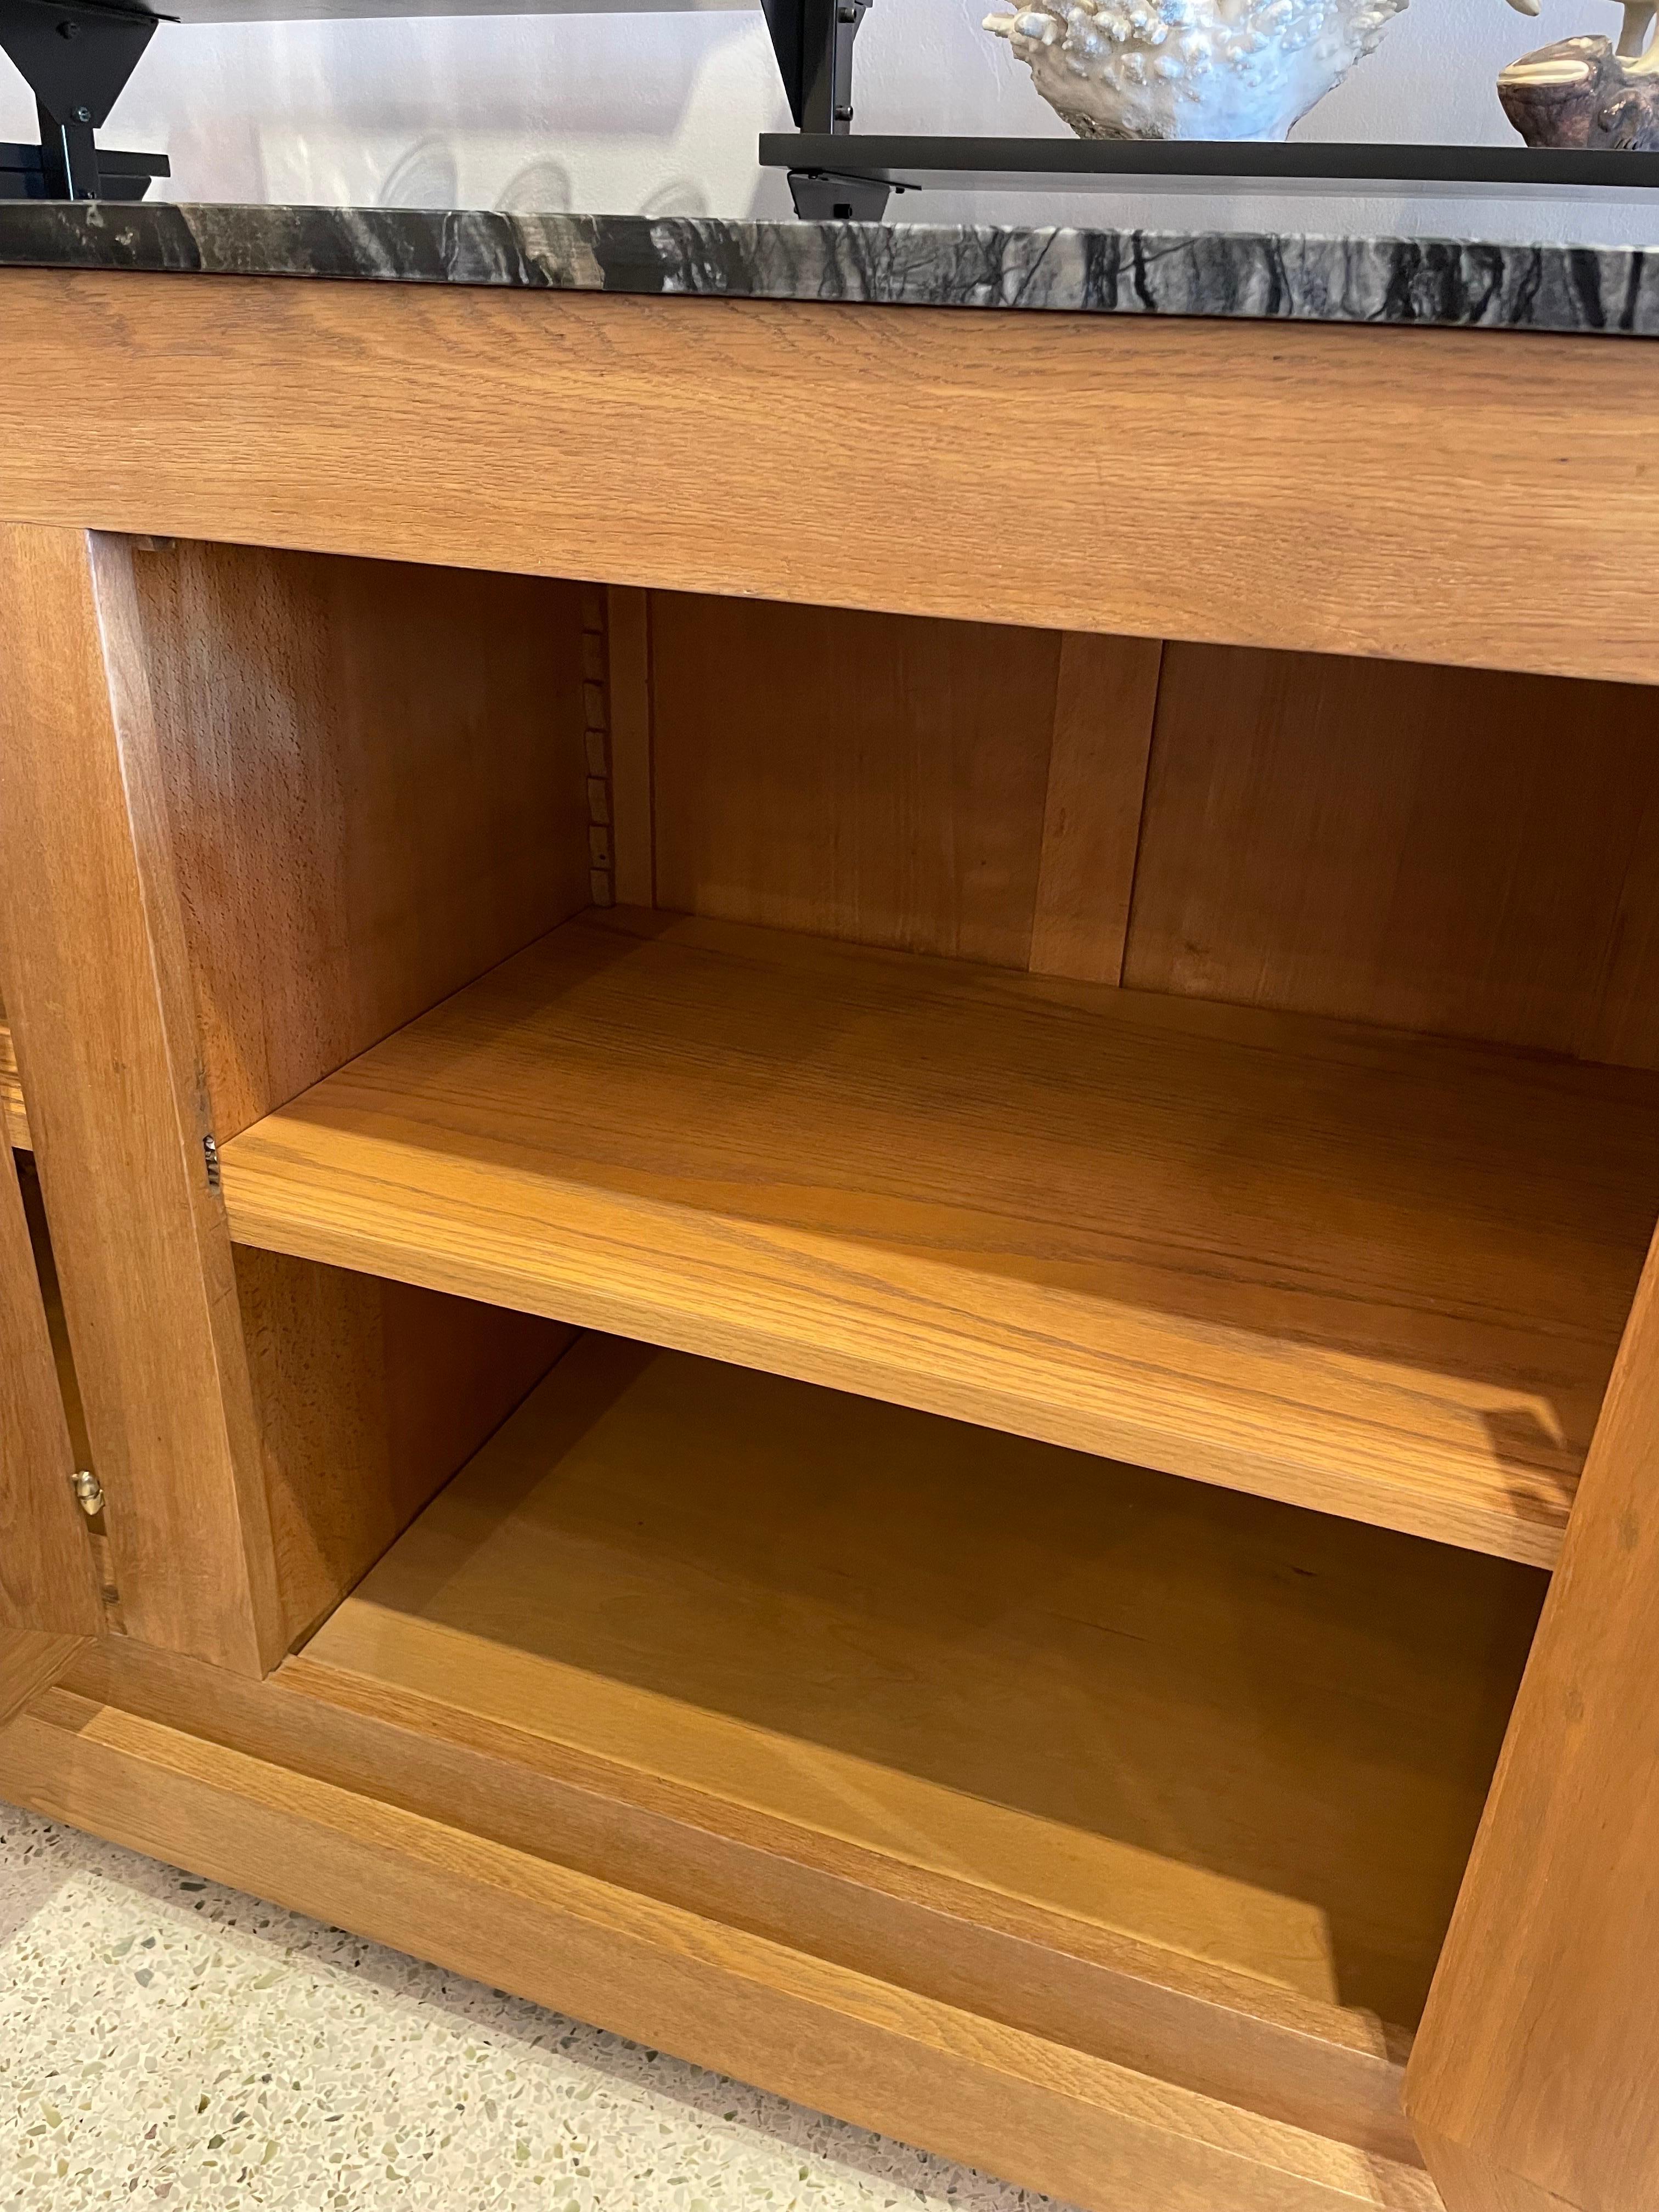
71,1468,105,1518
203,1132,221,1191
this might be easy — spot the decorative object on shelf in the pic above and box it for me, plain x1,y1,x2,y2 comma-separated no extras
981,0,1409,140
1499,35,1659,145
1505,0,1656,61
1498,0,1659,148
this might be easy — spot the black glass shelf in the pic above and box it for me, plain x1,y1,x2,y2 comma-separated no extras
761,133,1659,219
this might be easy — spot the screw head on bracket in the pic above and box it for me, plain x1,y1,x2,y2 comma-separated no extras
57,17,81,34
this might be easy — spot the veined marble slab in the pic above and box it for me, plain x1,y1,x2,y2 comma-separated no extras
0,200,1655,335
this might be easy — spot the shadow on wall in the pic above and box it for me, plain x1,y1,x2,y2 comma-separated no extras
379,134,709,216
338,10,774,216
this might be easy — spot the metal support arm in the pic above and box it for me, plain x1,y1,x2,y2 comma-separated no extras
761,0,872,134
0,0,844,210
760,0,894,218
0,0,167,198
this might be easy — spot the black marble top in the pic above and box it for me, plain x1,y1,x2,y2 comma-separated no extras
0,199,1654,336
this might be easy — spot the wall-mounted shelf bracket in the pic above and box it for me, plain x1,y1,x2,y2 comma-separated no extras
0,0,167,199
785,167,900,220
761,0,872,135
760,0,899,216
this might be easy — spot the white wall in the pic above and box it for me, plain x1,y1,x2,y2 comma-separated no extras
2,0,1654,246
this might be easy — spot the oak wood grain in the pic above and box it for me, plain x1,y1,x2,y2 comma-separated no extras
280,1645,1421,2165
132,538,591,1138
219,907,1659,1566
651,594,1064,967
1127,644,1659,1068
0,523,284,1673
1405,1221,1659,2210
302,1332,1541,2036
234,1247,573,1649
133,537,596,1645
0,268,1656,686
0,1142,100,1635
0,531,592,1662
1030,633,1163,985
0,1011,29,1150
0,1629,84,1730
0,1669,1440,2210
650,596,1161,981
62,1517,1436,2168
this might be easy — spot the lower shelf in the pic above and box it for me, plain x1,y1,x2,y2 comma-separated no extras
0,1330,1541,2205
296,1332,1542,2034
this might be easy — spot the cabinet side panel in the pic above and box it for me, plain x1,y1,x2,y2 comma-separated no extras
237,1249,574,1650
1126,645,1659,1066
133,542,592,1137
1406,1226,1659,2211
131,541,591,1646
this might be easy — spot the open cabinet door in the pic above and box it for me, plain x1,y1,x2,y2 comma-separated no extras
0,1126,101,1642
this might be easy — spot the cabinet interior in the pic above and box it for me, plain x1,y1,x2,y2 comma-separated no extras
58,531,1659,2170
296,1331,1542,2044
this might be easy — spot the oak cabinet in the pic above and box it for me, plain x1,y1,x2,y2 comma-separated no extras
1,279,1655,2212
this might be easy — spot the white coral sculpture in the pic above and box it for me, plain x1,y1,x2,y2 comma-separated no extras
983,0,1410,141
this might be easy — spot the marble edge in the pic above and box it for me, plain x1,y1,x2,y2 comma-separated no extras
0,199,1654,335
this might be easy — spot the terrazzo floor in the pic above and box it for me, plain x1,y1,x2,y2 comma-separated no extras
0,1801,1071,2211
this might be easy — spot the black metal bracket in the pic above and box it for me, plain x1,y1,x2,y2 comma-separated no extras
786,167,901,221
0,0,168,199
761,0,872,136
761,0,888,217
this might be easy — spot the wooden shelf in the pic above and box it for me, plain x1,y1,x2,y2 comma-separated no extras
281,1332,1543,2172
0,1009,29,1151
218,909,1659,1568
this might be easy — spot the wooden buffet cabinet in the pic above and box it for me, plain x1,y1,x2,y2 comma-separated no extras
2,252,1658,2212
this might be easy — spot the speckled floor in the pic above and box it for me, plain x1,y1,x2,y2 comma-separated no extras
0,1802,1069,2211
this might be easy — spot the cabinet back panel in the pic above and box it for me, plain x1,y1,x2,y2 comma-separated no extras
641,592,1659,1069
648,592,1160,977
1125,645,1659,1069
